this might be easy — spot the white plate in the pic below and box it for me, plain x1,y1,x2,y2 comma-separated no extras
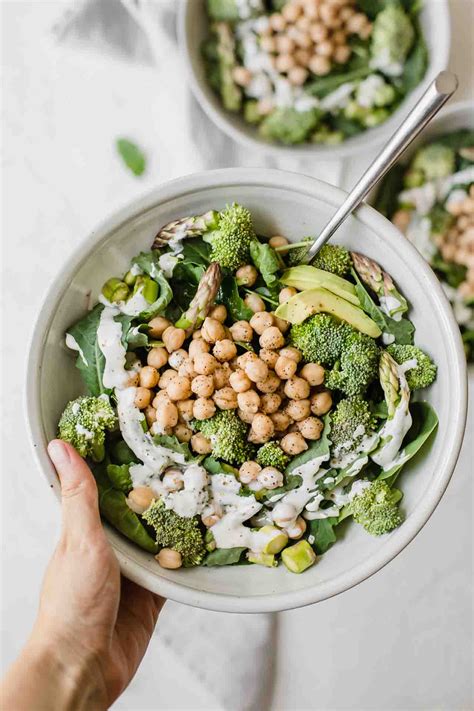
26,169,467,612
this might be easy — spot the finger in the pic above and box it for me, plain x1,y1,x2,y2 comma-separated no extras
48,439,102,540
113,578,164,669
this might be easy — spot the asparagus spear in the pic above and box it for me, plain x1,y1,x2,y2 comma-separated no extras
379,350,409,417
214,21,242,112
175,262,222,335
153,210,219,249
351,251,408,320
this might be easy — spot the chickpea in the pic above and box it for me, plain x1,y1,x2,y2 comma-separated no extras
309,54,331,75
237,389,261,414
259,348,279,368
285,398,310,422
194,352,218,375
236,264,258,287
392,209,411,233
315,39,334,57
245,358,269,384
193,397,216,420
298,416,323,440
260,326,285,350
294,30,312,49
168,349,188,371
270,411,293,432
260,35,277,53
256,371,281,394
127,486,156,515
237,351,258,369
332,29,347,45
272,501,298,529
319,3,342,28
287,516,307,540
250,311,274,335
147,346,168,370
191,374,214,398
152,390,171,408
284,376,310,400
166,376,192,402
300,362,325,386
269,12,286,32
340,5,355,22
295,48,312,66
310,21,329,42
260,393,282,414
230,320,254,342
214,387,238,410
201,512,222,528
275,316,290,334
158,368,177,389
296,15,312,31
279,287,297,304
229,369,252,393
202,317,226,344
346,12,367,34
155,549,182,570
276,34,295,54
191,433,212,454
134,387,152,409
126,371,140,388
162,468,184,492
163,326,186,353
147,315,171,339
268,235,288,249
282,1,301,22
258,467,284,490
174,423,193,443
239,461,261,484
275,355,298,379
213,339,237,362
214,364,232,389
288,66,309,85
232,66,252,87
145,405,157,427
238,408,256,425
280,346,302,363
257,97,275,116
333,44,351,63
250,413,275,443
280,431,308,455
155,400,179,430
192,329,203,340
245,293,266,315
305,0,320,20
177,398,195,423
188,338,210,359
178,358,196,380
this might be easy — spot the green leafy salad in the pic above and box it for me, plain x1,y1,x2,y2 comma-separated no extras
58,203,438,574
202,0,427,145
374,129,474,361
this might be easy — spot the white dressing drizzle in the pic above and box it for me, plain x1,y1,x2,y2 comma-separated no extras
209,474,262,549
97,306,130,389
163,464,209,518
65,333,89,366
371,362,413,471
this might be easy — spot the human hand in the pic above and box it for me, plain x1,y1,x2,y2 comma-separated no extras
1,440,164,711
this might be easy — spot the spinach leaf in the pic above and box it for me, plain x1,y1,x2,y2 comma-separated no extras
307,517,338,554
111,439,139,465
106,463,132,493
286,416,331,474
203,547,247,566
67,304,108,396
371,400,388,419
249,239,282,293
306,65,371,98
264,473,302,500
116,138,146,176
173,261,205,285
373,164,406,218
114,314,149,349
330,115,364,138
179,238,211,266
378,402,438,484
396,29,428,95
352,270,415,345
219,274,254,321
203,457,239,476
153,434,195,461
428,204,454,236
92,462,158,553
431,252,468,289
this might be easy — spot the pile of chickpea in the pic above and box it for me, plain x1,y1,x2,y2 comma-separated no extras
232,0,372,110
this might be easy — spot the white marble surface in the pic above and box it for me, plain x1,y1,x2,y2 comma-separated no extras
1,1,473,709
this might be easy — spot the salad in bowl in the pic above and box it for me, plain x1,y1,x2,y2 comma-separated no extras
56,202,439,575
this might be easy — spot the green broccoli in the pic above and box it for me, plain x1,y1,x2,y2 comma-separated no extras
259,107,320,145
350,480,403,536
283,238,313,267
411,143,456,181
58,396,117,462
143,499,206,567
205,203,256,270
194,410,254,465
326,331,380,397
330,396,377,452
387,344,437,390
311,244,352,277
256,441,290,470
290,313,351,365
371,4,415,75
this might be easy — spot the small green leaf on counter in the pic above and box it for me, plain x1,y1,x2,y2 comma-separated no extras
116,138,146,176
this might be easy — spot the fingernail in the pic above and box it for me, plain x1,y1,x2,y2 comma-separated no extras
48,439,71,467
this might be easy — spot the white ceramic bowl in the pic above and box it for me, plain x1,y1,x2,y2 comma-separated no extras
26,169,467,613
178,0,451,159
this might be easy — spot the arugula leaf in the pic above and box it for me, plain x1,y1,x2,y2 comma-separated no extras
307,517,338,554
203,547,247,566
373,164,406,218
153,434,195,461
67,304,108,396
106,463,132,493
286,416,331,474
219,274,254,321
116,138,146,176
378,402,438,484
249,239,283,294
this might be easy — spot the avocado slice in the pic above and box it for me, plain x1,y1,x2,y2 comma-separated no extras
281,266,360,306
275,287,382,338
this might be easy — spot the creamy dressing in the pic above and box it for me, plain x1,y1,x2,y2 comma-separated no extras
330,431,380,471
97,306,130,389
371,363,412,470
379,295,404,321
119,288,149,316
319,82,355,111
163,464,209,518
75,423,93,440
235,0,263,19
65,333,89,366
382,332,396,345
442,283,474,328
400,168,474,216
209,474,262,549
356,75,385,108
370,48,403,77
71,401,81,416
130,263,143,276
445,188,468,210
405,215,436,262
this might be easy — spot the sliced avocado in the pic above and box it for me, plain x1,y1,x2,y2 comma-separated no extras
281,266,360,306
275,287,382,338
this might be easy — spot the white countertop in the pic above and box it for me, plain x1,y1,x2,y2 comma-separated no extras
1,1,473,709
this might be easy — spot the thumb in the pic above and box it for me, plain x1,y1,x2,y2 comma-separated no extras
48,439,102,541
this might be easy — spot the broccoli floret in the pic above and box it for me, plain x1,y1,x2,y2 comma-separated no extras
259,107,320,145
58,396,117,462
350,480,403,536
256,441,290,470
143,499,205,567
371,4,415,76
206,0,264,21
387,344,437,390
412,143,456,181
326,331,380,396
285,238,313,267
311,244,352,277
331,396,377,451
290,313,351,365
207,203,255,270
194,410,254,466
